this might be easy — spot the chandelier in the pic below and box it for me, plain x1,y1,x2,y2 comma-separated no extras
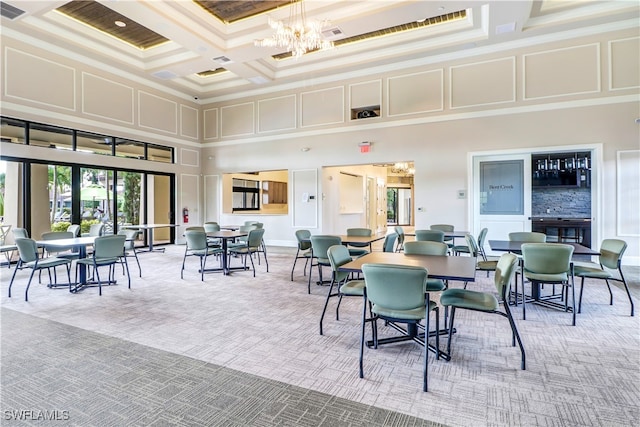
391,162,415,175
254,0,334,59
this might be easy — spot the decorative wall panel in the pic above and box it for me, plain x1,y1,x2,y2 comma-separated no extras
180,105,198,139
350,80,381,109
292,169,317,228
450,58,515,108
5,48,75,110
609,37,640,90
617,150,640,236
258,95,296,133
204,108,218,140
180,148,199,167
139,91,178,134
82,73,133,124
221,102,255,137
301,86,344,127
524,44,600,100
388,70,443,116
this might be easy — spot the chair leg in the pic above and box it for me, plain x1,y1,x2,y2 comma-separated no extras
291,249,300,281
94,264,102,296
25,268,37,301
578,277,585,313
248,251,256,277
503,303,526,370
122,257,131,288
423,308,430,392
446,307,457,357
181,248,188,279
8,260,22,297
570,275,576,326
604,280,613,305
434,306,440,361
359,292,368,379
617,269,634,316
319,278,336,335
133,251,141,277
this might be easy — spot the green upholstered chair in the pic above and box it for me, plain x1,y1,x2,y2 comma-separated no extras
403,241,449,293
346,228,372,257
573,239,634,317
415,229,445,243
181,229,222,281
12,228,29,239
308,235,342,294
430,224,454,249
229,228,267,277
319,244,366,335
521,243,576,325
382,233,398,253
9,238,72,301
465,233,498,282
360,263,438,392
118,229,142,277
453,228,487,257
76,234,129,295
440,253,525,370
203,222,222,248
509,231,546,243
291,229,312,281
41,231,78,260
227,224,257,250
83,223,105,237
394,226,405,252
66,224,81,237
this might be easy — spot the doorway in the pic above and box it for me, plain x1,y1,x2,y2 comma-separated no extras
387,187,412,225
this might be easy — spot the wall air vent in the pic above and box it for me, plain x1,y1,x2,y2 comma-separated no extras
1,1,25,19
321,27,344,39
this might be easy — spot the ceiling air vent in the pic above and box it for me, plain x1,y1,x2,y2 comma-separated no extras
1,1,25,19
321,27,344,39
213,56,233,64
152,70,178,80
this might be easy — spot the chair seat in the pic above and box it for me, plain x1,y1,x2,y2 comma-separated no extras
452,245,469,254
373,300,437,321
573,263,612,279
339,279,365,296
229,246,259,255
348,248,369,257
441,288,499,311
426,278,445,292
77,257,121,266
524,271,568,282
192,247,223,256
25,257,70,268
477,260,498,271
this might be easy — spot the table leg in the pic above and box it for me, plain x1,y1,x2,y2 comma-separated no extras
222,238,229,275
70,245,87,293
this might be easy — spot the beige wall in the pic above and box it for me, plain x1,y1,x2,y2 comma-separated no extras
1,28,638,262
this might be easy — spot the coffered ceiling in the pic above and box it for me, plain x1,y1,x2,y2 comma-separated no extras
1,1,637,101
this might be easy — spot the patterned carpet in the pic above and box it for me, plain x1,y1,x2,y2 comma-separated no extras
1,244,639,426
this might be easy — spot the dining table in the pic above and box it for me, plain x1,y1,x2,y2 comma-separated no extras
36,236,97,292
121,224,178,253
339,251,478,360
204,230,248,275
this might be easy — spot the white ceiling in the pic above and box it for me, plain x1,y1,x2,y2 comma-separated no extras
2,1,638,102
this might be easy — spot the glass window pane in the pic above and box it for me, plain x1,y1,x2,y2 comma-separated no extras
479,160,524,215
1,118,27,144
148,144,173,163
48,165,72,226
80,167,115,234
115,138,145,160
77,131,112,156
29,123,73,150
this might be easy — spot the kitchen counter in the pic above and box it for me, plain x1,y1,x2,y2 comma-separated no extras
530,217,591,247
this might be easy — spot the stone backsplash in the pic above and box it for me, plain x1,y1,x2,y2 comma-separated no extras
531,187,591,217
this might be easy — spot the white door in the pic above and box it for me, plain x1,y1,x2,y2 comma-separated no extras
473,153,532,256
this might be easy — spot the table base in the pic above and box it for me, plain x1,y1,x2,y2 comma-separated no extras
366,321,456,361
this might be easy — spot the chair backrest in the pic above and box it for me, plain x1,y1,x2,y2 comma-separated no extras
89,223,105,237
15,238,39,263
382,233,398,252
185,226,205,232
477,228,488,255
346,228,372,237
41,231,74,241
394,226,405,243
509,232,546,242
599,239,627,270
295,229,312,250
118,229,139,250
203,222,221,233
67,224,81,237
362,263,427,311
521,243,574,274
184,229,208,251
254,222,264,229
327,244,352,283
244,220,259,226
310,235,342,261
464,233,480,257
403,241,448,256
415,229,445,242
247,228,265,249
93,235,126,259
494,253,519,300
430,224,454,232
12,228,29,239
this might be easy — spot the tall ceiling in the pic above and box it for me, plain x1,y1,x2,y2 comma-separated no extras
1,1,637,102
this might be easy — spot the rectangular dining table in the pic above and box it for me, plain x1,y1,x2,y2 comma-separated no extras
339,251,478,359
122,224,178,253
36,236,97,292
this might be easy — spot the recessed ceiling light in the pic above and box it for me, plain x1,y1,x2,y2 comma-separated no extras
416,18,427,23
114,20,126,28
438,6,445,11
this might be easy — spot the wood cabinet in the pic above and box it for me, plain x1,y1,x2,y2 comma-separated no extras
262,181,287,204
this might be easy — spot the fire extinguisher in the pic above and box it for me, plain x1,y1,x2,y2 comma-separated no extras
182,207,189,223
